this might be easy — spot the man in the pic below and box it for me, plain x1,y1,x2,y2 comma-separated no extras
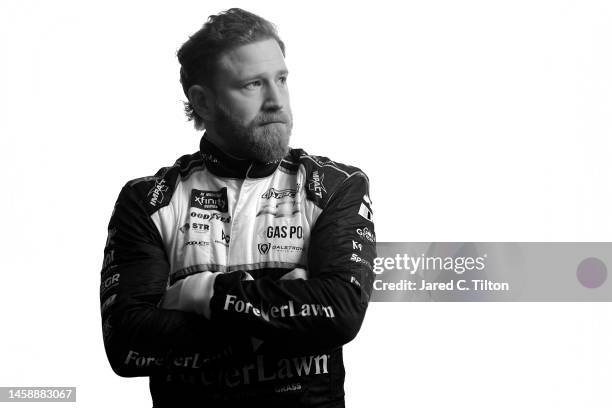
100,8,376,408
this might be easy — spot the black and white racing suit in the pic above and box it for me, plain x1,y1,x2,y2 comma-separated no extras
100,136,376,407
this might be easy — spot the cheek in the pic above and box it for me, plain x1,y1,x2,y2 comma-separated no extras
222,94,262,124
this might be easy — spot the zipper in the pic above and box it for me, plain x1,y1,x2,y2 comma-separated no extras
227,162,254,263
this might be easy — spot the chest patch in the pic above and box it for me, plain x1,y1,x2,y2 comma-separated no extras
190,188,228,212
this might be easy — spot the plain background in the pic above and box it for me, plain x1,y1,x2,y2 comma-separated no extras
1,0,612,406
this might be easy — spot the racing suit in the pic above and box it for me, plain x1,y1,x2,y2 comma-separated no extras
100,135,376,407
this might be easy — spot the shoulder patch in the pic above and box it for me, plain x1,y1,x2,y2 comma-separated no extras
125,150,201,215
127,168,178,215
292,149,367,208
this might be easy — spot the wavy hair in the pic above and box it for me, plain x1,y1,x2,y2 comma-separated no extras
177,8,286,130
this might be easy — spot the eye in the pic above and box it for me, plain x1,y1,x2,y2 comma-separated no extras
278,75,288,85
243,80,262,90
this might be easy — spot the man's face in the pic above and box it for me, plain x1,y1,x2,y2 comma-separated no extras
210,38,293,163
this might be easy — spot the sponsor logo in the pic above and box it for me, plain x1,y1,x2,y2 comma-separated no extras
257,242,302,255
266,225,303,239
178,223,190,234
352,240,362,251
257,184,301,218
191,223,210,233
190,188,228,212
166,353,330,387
221,230,230,244
148,179,168,207
102,250,114,271
261,187,298,200
308,171,326,198
275,245,303,252
125,350,215,369
190,211,231,223
273,244,302,253
185,240,210,247
100,273,120,296
358,194,374,222
358,202,374,222
214,230,231,247
356,227,376,243
275,383,302,393
100,266,116,281
125,350,230,372
350,275,362,288
350,253,373,270
258,243,271,255
224,295,335,319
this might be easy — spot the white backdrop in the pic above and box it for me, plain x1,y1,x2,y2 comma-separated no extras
1,0,611,406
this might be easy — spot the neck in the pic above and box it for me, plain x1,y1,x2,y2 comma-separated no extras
204,129,247,160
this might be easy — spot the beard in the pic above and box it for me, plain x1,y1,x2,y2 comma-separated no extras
212,102,293,163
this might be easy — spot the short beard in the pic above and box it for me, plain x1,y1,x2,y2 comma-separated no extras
213,103,292,163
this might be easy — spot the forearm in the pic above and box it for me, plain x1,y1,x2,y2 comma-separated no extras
102,265,252,377
103,304,238,377
101,184,251,377
158,172,376,353
210,271,368,348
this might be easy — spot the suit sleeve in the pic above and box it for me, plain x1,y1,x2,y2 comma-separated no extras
100,184,249,377
208,173,376,350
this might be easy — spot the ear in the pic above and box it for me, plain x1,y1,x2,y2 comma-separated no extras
188,85,215,122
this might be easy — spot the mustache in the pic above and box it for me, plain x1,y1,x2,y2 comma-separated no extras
254,112,291,125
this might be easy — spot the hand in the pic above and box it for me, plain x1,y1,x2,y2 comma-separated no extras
279,268,308,280
160,271,220,318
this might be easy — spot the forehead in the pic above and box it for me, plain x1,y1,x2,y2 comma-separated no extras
216,38,287,81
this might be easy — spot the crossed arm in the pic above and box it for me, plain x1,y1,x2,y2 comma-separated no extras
100,175,375,377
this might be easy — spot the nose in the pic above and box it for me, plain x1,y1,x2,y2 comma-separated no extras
263,82,284,111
